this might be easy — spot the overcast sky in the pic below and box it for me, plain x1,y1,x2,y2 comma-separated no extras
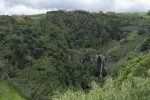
0,0,150,15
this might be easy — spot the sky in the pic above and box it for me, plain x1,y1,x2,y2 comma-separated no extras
0,0,150,15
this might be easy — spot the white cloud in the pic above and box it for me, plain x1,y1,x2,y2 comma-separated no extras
0,0,6,14
114,0,150,12
5,4,53,15
0,0,150,15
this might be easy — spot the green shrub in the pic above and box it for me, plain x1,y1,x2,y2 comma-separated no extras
53,77,150,100
118,54,150,81
146,10,150,16
140,38,150,51
138,28,145,35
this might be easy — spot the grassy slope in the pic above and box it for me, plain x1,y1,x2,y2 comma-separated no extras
29,14,46,20
0,81,27,100
139,13,150,19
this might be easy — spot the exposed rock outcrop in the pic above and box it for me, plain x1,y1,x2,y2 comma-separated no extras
67,54,114,77
0,72,9,81
67,54,114,65
80,54,114,66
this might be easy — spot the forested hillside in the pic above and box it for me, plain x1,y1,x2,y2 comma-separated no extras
0,10,150,100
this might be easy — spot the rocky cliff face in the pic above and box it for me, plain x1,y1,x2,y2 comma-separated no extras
0,72,9,81
80,54,113,66
68,54,114,66
67,54,114,77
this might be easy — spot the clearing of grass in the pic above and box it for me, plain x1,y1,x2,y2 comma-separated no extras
139,13,150,19
0,81,27,100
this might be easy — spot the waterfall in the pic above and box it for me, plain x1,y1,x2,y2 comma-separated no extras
100,56,104,77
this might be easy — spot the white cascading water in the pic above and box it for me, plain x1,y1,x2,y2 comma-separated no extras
100,56,104,77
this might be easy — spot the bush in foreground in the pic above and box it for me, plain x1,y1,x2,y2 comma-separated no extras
53,77,150,100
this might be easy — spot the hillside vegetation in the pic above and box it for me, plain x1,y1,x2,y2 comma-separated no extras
53,54,150,100
0,10,150,99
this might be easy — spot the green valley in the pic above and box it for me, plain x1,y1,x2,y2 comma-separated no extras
0,10,150,100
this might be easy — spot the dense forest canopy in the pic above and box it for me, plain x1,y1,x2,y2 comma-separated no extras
0,10,150,99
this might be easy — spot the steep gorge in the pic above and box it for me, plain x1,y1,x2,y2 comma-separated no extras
0,10,150,99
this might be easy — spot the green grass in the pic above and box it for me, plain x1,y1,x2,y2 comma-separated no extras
29,14,46,20
139,13,150,19
0,81,27,100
